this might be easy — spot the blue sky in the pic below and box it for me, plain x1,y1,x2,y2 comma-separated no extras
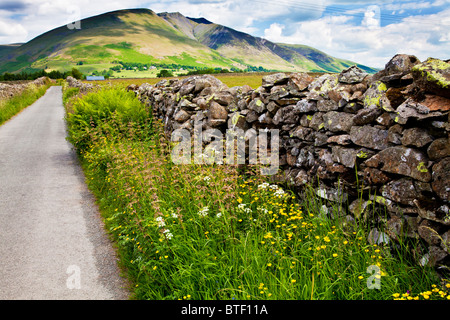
0,0,448,68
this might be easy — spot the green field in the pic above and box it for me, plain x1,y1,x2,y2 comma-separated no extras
84,73,272,89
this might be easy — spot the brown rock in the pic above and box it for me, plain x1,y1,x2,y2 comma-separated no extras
432,157,450,201
387,124,403,145
414,200,450,226
396,98,446,125
427,138,450,160
386,87,407,109
381,178,423,206
295,99,317,113
401,128,433,148
353,106,383,125
326,163,348,174
173,109,191,123
308,112,325,131
245,110,259,123
332,146,359,168
338,66,369,84
411,57,450,98
429,246,448,265
327,134,352,146
386,216,404,241
288,73,315,91
214,91,235,106
364,167,391,184
442,230,450,253
373,54,420,84
209,101,228,120
418,220,442,245
420,94,450,112
350,125,389,150
365,146,432,182
323,112,355,133
262,73,289,88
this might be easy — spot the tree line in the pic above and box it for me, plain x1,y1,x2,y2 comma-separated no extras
0,68,83,81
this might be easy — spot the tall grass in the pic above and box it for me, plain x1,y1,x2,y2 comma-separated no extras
64,85,449,300
0,82,51,126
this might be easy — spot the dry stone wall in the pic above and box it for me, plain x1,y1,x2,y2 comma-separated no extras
130,54,450,269
0,77,50,100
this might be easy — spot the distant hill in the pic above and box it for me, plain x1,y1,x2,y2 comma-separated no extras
0,9,378,76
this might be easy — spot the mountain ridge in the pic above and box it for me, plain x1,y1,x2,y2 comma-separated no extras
0,8,378,76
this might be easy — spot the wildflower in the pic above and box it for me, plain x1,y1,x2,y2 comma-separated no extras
237,203,252,214
163,229,173,240
258,182,270,189
358,276,364,280
257,207,268,214
291,279,296,284
156,216,165,228
392,293,400,298
216,212,222,218
203,176,211,183
264,232,273,239
274,189,285,197
332,253,338,258
198,206,209,217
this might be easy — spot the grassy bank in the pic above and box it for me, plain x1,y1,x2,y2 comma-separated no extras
64,85,449,300
0,81,51,125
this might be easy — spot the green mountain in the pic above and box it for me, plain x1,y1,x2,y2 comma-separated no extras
0,8,378,76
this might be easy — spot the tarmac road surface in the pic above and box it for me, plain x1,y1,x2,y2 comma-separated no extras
0,86,128,299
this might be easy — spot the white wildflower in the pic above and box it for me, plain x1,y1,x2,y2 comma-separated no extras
203,176,211,183
274,188,285,197
156,216,166,227
237,203,252,214
257,207,268,214
198,206,209,217
216,212,222,218
258,182,270,189
163,229,173,240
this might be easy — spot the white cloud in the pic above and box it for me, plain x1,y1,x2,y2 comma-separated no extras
263,7,450,68
264,23,285,39
362,5,380,29
0,19,28,43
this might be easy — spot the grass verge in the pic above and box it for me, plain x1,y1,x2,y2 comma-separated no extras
0,81,51,126
64,85,450,300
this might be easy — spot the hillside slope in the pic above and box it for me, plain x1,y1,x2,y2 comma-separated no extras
0,9,378,75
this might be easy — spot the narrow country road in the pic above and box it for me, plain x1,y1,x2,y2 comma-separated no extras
0,86,129,299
